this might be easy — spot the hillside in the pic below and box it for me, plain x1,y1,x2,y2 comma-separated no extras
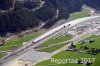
0,0,100,36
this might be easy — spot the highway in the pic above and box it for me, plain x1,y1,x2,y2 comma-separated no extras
1,15,100,66
20,26,100,66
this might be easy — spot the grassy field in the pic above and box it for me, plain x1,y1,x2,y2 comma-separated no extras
69,12,89,20
39,43,69,52
35,51,96,66
77,35,100,49
37,35,72,47
0,33,40,51
38,35,98,53
35,35,100,66
0,53,6,58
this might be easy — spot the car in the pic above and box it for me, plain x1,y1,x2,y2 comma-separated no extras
68,24,71,26
32,42,35,43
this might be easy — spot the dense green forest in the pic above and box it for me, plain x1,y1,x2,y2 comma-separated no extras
0,0,100,36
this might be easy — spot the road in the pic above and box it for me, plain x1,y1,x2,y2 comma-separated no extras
32,1,45,11
0,0,15,13
1,15,100,66
20,26,100,66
